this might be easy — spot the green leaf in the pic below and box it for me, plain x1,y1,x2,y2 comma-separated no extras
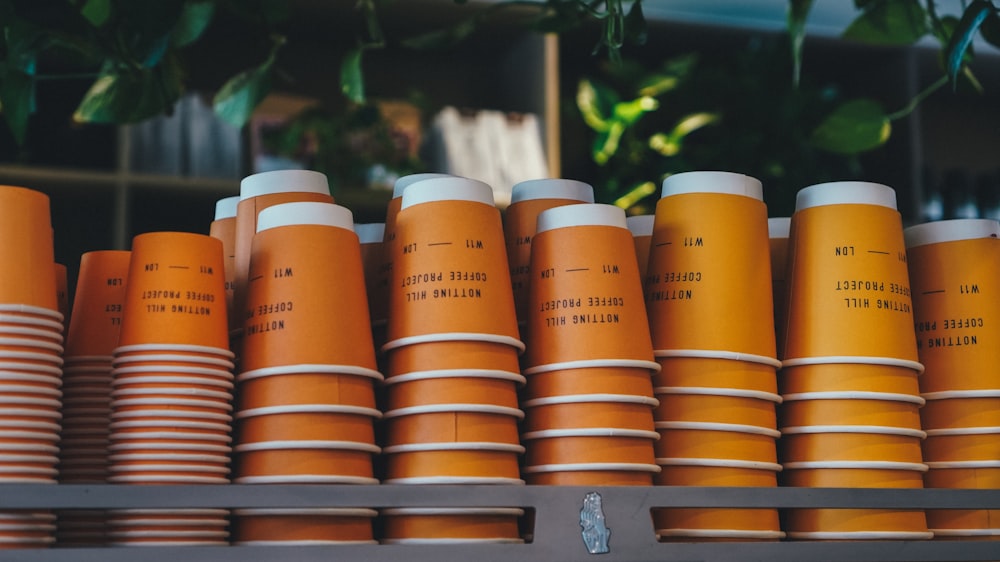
170,0,216,47
979,10,1000,49
788,0,814,88
576,78,620,132
945,0,993,89
213,61,274,128
74,58,184,123
611,96,658,125
0,66,35,145
340,47,365,104
842,0,929,45
810,99,891,154
401,18,477,50
592,121,626,165
80,0,111,27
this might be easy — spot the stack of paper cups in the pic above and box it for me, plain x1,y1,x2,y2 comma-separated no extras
380,176,525,545
356,222,388,371
0,185,63,549
520,204,659,486
906,218,1000,541
644,172,783,542
779,181,929,541
56,250,131,546
209,195,239,332
626,215,655,281
502,178,594,328
230,170,334,366
768,217,791,360
230,201,381,545
107,232,233,546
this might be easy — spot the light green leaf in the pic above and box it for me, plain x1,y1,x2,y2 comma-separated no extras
340,48,365,104
842,0,929,45
170,0,216,47
74,59,184,123
945,0,993,89
213,36,283,128
788,0,814,87
80,0,111,27
810,98,891,154
612,96,658,125
577,78,620,132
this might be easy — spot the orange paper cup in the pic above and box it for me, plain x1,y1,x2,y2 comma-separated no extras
383,371,521,410
627,215,654,281
387,177,518,341
779,390,924,429
522,428,658,465
654,458,781,487
522,462,658,486
356,222,388,329
779,359,922,395
381,405,522,446
783,507,930,539
924,464,1000,533
654,354,779,394
923,428,1000,462
905,219,1000,392
780,460,927,488
234,404,379,444
653,387,780,429
653,507,782,541
382,442,523,481
921,391,1000,429
232,508,376,543
524,204,655,367
118,232,229,349
384,335,522,376
779,426,925,463
233,440,377,480
646,172,776,357
504,178,594,326
520,394,657,433
523,360,658,400
209,195,238,331
381,507,523,540
783,182,916,362
0,186,57,309
236,365,381,410
654,421,779,463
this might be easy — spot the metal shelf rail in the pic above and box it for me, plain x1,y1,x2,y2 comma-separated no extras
1,484,999,561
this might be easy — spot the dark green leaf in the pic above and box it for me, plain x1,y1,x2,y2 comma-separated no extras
810,98,891,154
842,0,929,45
625,0,648,46
788,0,814,87
74,58,184,123
80,0,110,27
213,60,274,128
945,0,993,89
0,66,35,145
401,18,477,50
340,47,365,104
170,0,216,47
113,0,185,67
980,10,1000,48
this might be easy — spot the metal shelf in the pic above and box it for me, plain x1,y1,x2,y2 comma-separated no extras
2,485,999,561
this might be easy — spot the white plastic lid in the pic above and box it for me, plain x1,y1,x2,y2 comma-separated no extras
904,218,1000,248
509,179,595,204
768,217,791,238
256,202,354,234
795,181,897,211
213,196,239,220
626,215,654,237
392,173,453,198
536,203,627,234
240,170,330,200
661,171,763,200
400,176,495,209
354,222,385,244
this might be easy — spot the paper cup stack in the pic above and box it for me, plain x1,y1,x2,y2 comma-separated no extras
906,218,1000,541
0,185,65,549
55,250,131,546
106,231,233,546
230,201,381,545
643,172,784,542
520,204,660,486
380,176,525,545
209,195,239,336
778,181,930,541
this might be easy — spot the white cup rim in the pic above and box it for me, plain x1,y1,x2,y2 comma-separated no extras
656,529,786,539
0,407,61,419
382,333,524,353
0,362,64,376
233,540,378,546
653,386,782,403
110,397,233,411
653,349,780,368
0,351,62,365
107,475,230,484
108,442,231,453
110,387,232,400
400,176,494,209
522,462,661,474
779,425,926,438
0,384,61,398
655,458,782,471
521,428,660,440
256,201,354,234
521,394,658,408
904,217,1000,248
660,171,763,200
0,315,62,332
0,453,57,463
111,365,234,378
108,431,232,443
111,409,232,422
107,453,229,463
653,421,781,438
925,426,1000,436
380,538,525,545
0,420,60,432
109,420,230,431
794,180,897,211
0,372,61,384
925,460,1000,469
509,178,594,204
111,354,235,369
922,389,1000,400
114,344,234,359
383,369,524,386
782,460,927,471
535,203,627,233
236,364,383,382
0,325,63,342
234,440,380,454
110,376,234,389
354,222,385,244
523,359,660,375
0,337,63,353
0,304,63,321
781,355,924,373
235,404,381,419
0,396,60,408
381,404,523,420
108,464,230,474
786,531,932,540
233,508,377,517
782,390,925,405
626,214,654,237
239,169,329,200
929,528,1000,537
